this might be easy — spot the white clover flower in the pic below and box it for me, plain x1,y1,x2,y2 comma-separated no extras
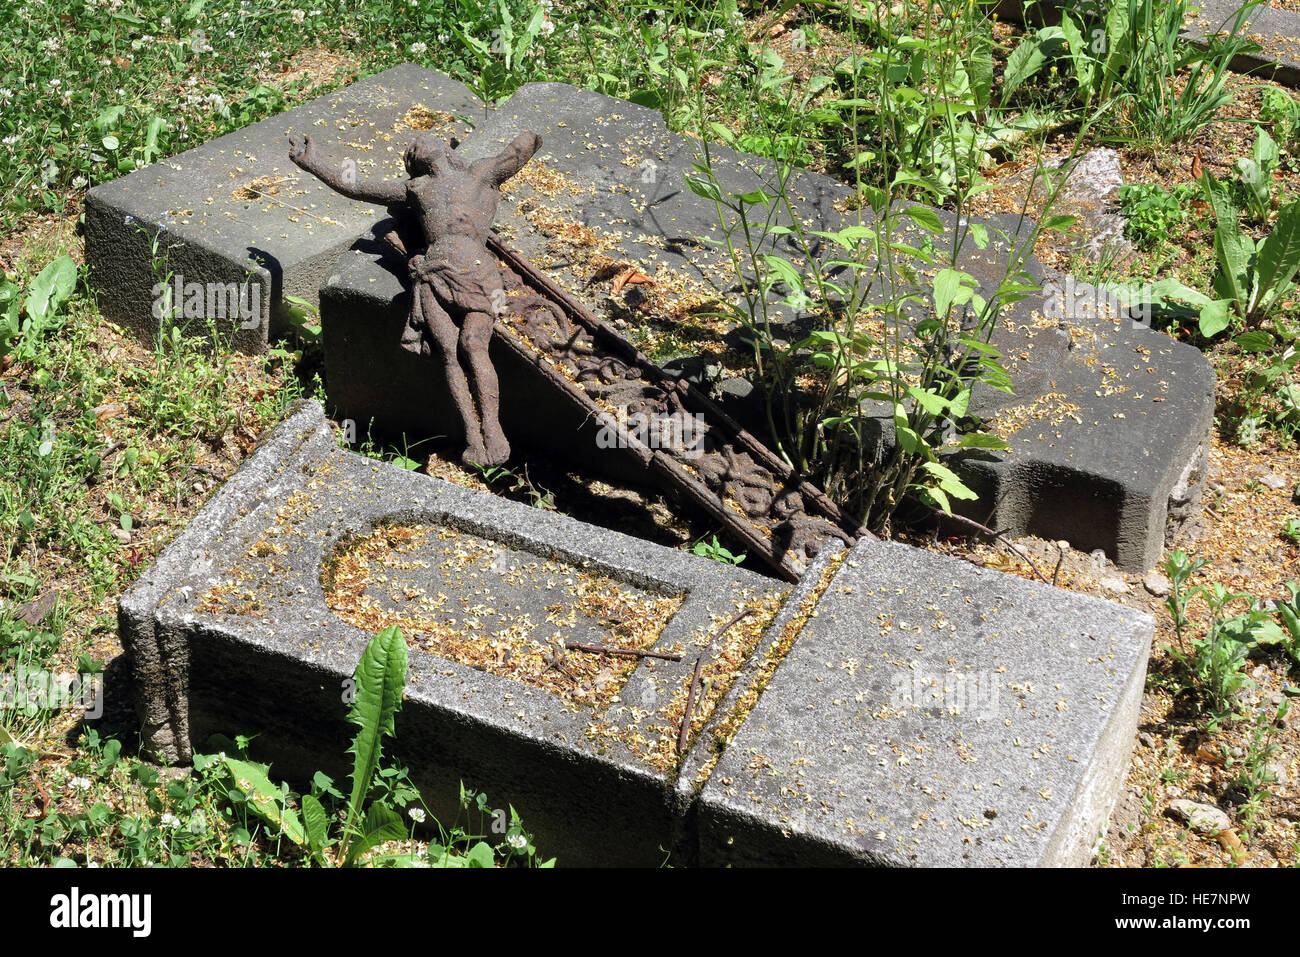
291,8,305,23
408,807,426,823
0,88,13,103
161,16,171,26
72,175,87,188
410,41,427,55
69,776,91,791
160,812,181,829
540,18,554,36
2,136,18,147
42,37,61,53
437,33,448,43
506,832,527,850
48,78,61,89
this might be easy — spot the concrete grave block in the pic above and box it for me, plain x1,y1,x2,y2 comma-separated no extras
85,65,487,352
696,538,1152,867
119,400,788,866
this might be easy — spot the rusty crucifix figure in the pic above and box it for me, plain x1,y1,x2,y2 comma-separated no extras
288,130,542,466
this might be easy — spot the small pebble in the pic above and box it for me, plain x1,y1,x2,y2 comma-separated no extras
1138,732,1156,748
1258,473,1286,491
1142,572,1171,597
1101,576,1130,595
1167,799,1230,835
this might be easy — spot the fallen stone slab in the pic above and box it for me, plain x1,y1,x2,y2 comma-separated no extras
121,401,1150,865
695,538,1153,867
85,64,487,352
119,400,789,866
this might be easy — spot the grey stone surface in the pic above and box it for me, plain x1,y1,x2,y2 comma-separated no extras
86,65,486,352
119,400,786,866
1051,148,1132,263
1167,799,1231,835
696,538,1152,867
952,303,1215,572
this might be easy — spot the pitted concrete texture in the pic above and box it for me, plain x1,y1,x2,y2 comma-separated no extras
696,537,1152,867
85,65,487,352
121,402,1151,865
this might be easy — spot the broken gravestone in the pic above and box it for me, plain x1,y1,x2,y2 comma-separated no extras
85,66,1215,571
120,400,1152,865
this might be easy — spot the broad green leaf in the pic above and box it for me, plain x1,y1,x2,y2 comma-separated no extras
1233,330,1274,352
908,386,949,417
1142,276,1213,309
925,485,952,514
301,793,329,855
1205,178,1252,313
932,268,965,320
922,461,978,499
895,425,922,454
957,431,1011,450
948,388,971,420
1198,300,1232,338
1001,27,1065,102
343,627,408,842
1252,197,1300,317
1058,13,1096,95
1041,214,1078,232
222,756,306,846
761,255,804,292
464,841,496,868
345,802,408,865
684,175,722,203
23,255,77,326
903,206,944,234
968,25,994,112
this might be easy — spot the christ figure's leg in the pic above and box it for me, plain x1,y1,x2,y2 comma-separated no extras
459,308,510,466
